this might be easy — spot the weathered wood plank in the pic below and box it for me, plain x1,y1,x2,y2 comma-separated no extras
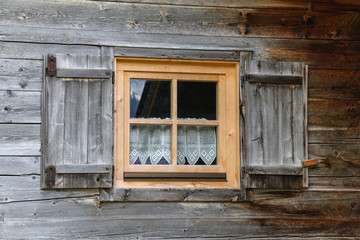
308,143,360,177
309,88,360,101
309,129,360,144
0,175,99,203
309,69,360,89
1,1,360,40
1,217,358,239
0,156,40,175
309,176,360,190
91,0,360,11
0,90,40,123
308,100,360,116
2,191,360,221
309,115,360,129
101,189,244,202
0,124,40,156
54,164,112,174
0,59,42,91
0,42,100,60
1,24,360,69
115,47,242,60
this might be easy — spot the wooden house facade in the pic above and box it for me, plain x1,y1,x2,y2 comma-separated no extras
1,0,359,238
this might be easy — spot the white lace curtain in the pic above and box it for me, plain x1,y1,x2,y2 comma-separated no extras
130,125,217,165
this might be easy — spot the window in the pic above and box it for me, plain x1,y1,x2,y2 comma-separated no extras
114,58,240,189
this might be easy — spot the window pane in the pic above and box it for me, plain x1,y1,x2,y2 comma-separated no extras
130,79,171,119
177,126,217,165
177,81,217,120
130,125,171,165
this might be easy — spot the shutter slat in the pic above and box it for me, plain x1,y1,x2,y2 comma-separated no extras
54,164,112,174
42,54,113,189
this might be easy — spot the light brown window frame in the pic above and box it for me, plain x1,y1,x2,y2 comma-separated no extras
114,58,240,189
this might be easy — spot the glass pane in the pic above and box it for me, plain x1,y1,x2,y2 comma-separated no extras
177,126,217,165
130,125,171,165
177,81,217,120
130,79,171,119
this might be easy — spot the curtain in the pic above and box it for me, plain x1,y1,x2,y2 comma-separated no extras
130,125,217,165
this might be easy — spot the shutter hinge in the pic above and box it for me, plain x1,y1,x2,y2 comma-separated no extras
45,165,56,187
46,55,57,77
111,71,115,84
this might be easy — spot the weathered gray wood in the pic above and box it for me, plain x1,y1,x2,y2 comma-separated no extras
1,214,358,239
246,175,303,189
0,90,40,123
0,157,40,175
0,42,100,60
101,189,244,202
115,47,243,60
54,164,112,174
56,69,112,79
245,74,303,85
2,1,360,42
0,124,40,156
246,166,303,175
244,60,305,168
308,176,360,190
89,0,360,11
43,54,113,189
0,175,99,203
0,59,42,91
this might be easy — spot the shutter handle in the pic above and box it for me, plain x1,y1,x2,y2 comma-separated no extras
45,165,56,187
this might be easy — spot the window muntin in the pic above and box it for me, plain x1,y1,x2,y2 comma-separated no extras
115,58,240,189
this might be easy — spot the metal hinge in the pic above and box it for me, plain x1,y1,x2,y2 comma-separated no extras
46,55,57,77
111,71,115,84
45,165,56,187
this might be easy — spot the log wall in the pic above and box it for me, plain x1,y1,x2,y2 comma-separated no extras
0,0,359,238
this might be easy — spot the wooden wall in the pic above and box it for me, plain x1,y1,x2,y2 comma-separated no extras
1,0,359,238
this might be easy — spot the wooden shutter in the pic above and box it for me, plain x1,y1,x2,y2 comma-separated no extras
41,54,113,189
240,56,308,189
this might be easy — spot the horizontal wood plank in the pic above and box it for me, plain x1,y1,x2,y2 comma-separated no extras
309,129,360,143
0,42,100,60
101,188,244,202
0,157,40,175
90,0,360,11
0,175,99,203
245,74,303,85
309,176,360,190
0,30,359,70
53,164,112,174
0,90,41,123
2,1,360,40
0,59,42,91
308,100,360,116
56,69,112,79
309,69,360,89
246,166,303,175
0,124,40,156
2,217,358,239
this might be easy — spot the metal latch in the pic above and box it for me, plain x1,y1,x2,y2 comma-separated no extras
47,55,57,77
45,165,56,187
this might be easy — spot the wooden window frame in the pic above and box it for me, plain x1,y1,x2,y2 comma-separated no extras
114,58,240,189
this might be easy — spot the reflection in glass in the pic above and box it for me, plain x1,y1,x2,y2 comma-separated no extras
177,126,217,165
130,125,171,165
130,79,171,119
177,81,217,120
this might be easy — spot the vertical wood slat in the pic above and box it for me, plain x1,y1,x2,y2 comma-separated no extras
42,54,113,189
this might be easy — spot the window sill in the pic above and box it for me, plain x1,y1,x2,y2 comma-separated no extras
100,188,245,202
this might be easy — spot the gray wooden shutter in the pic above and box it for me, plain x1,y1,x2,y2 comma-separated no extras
41,54,113,189
240,57,308,189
